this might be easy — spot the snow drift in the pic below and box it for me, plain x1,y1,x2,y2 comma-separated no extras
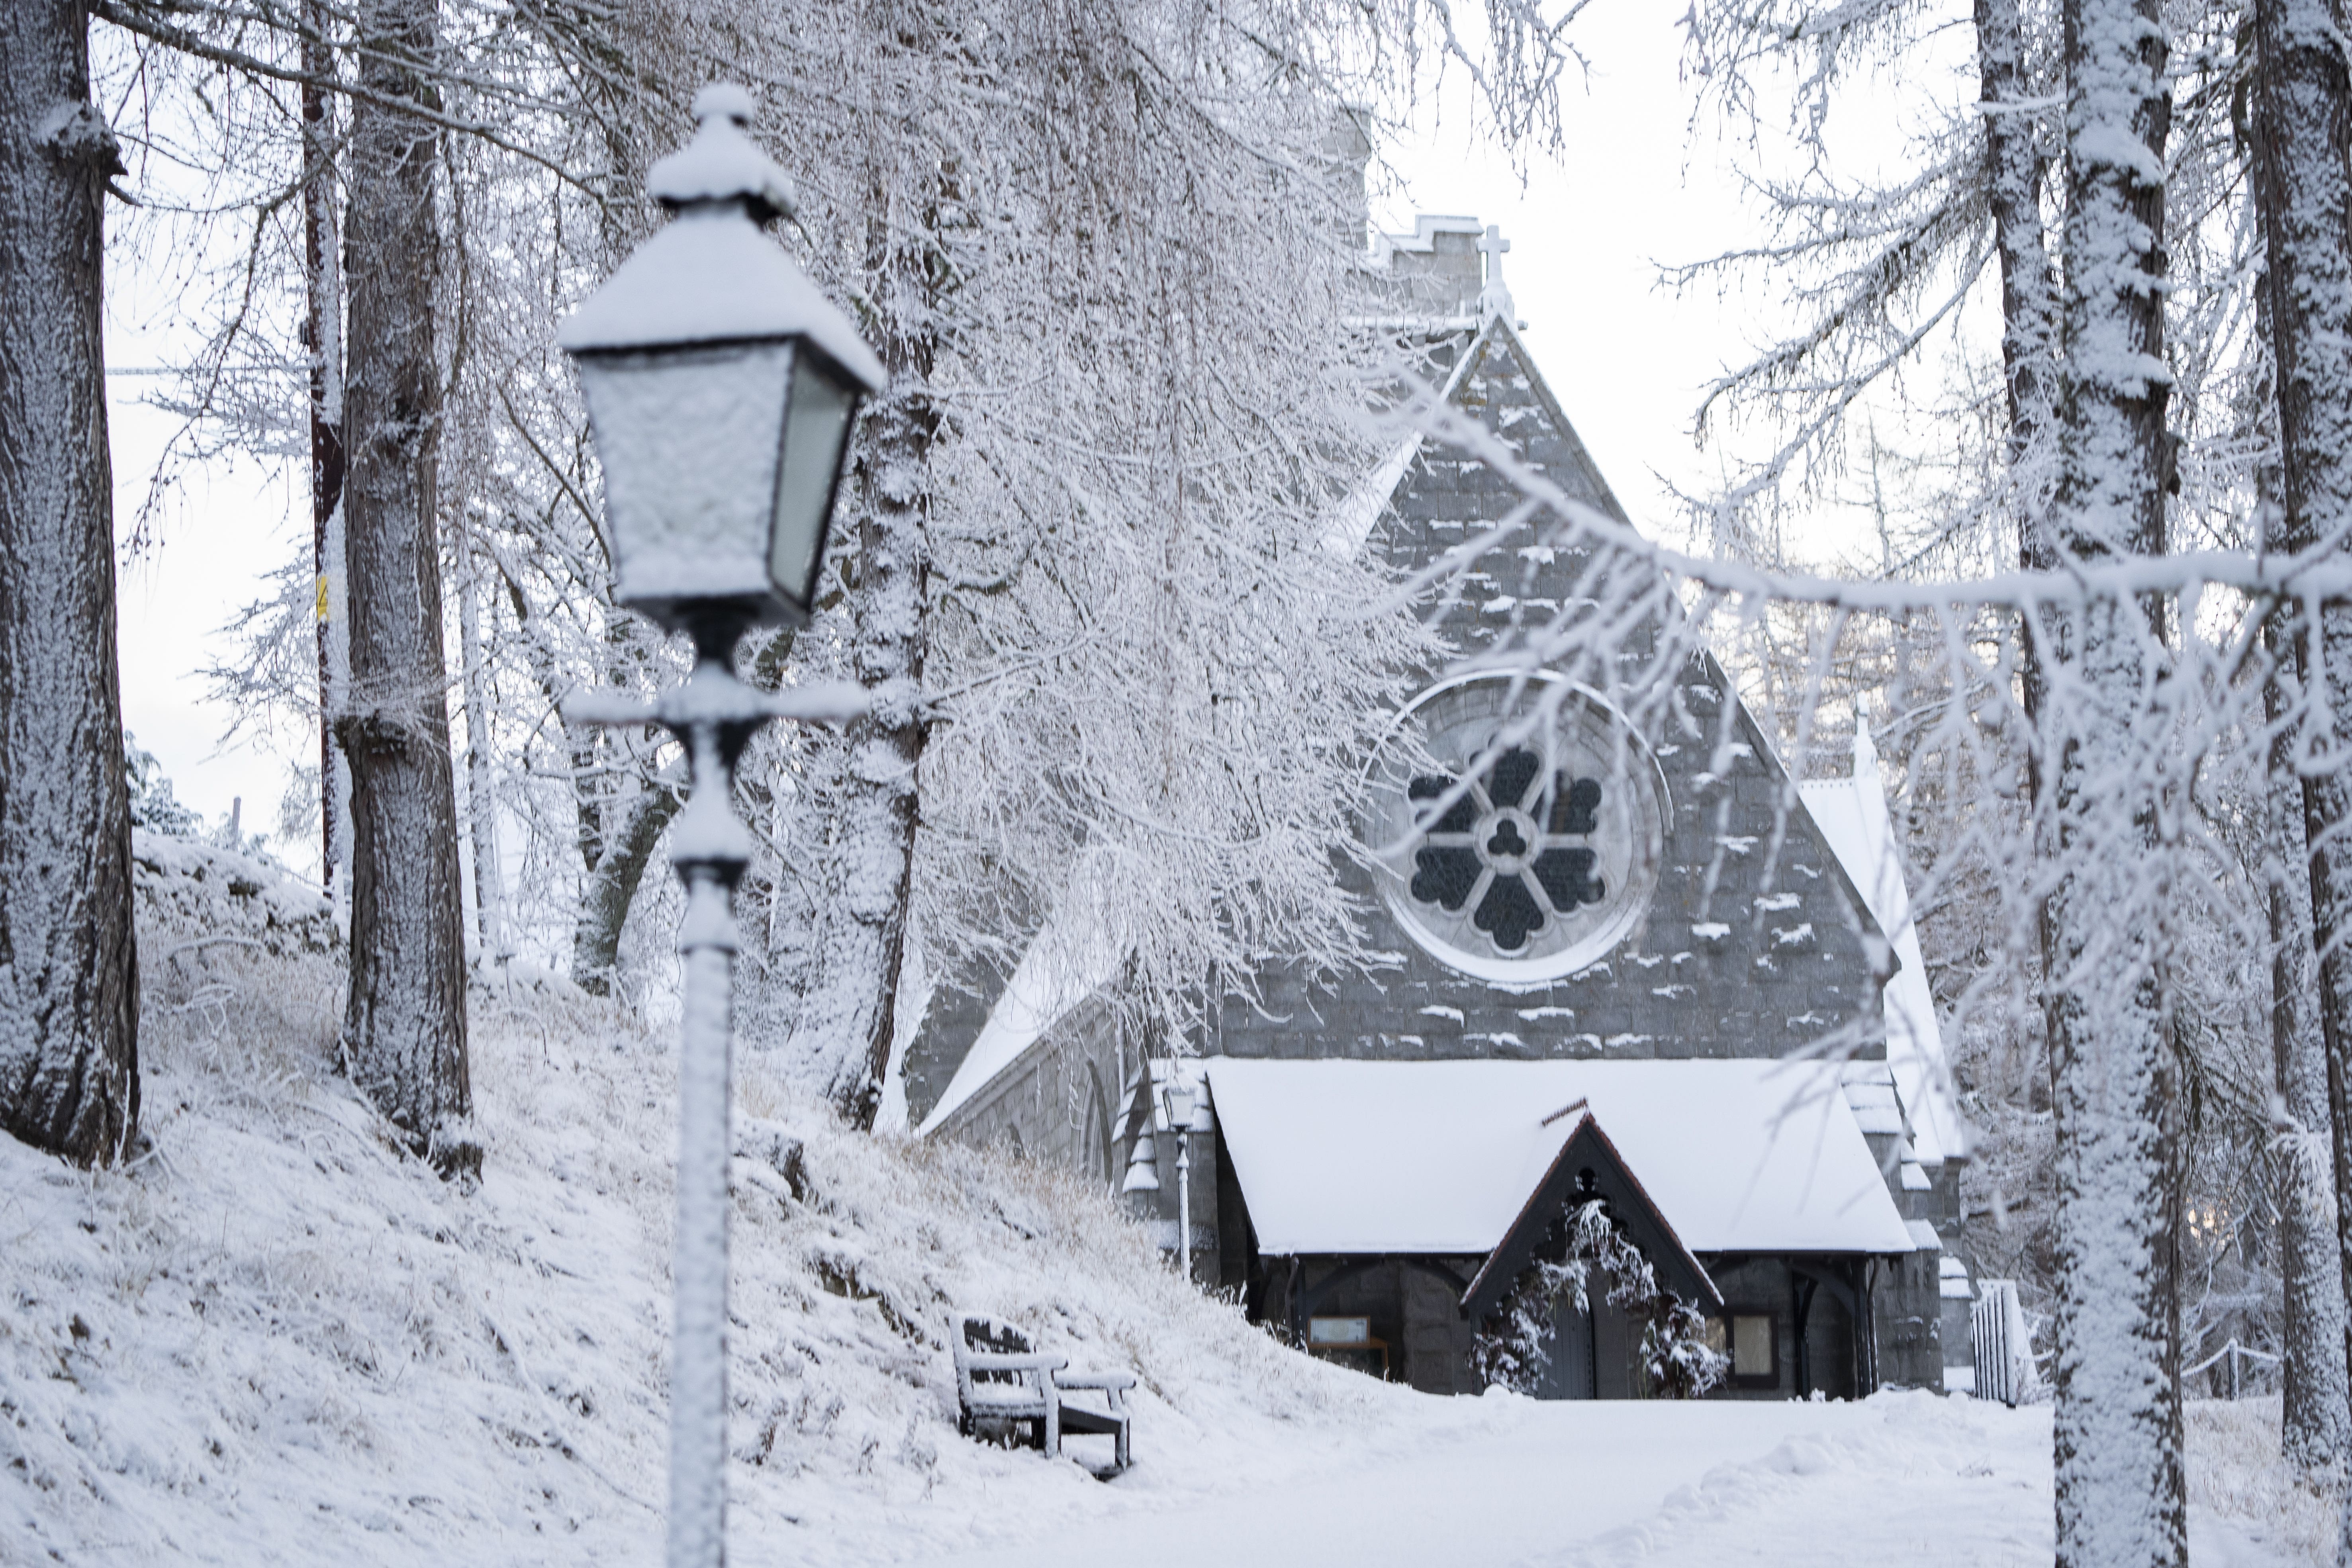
1,846,1384,1565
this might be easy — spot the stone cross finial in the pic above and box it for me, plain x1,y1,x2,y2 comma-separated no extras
1477,223,1514,321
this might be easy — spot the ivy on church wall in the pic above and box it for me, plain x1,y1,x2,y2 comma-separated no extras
1469,1200,1726,1400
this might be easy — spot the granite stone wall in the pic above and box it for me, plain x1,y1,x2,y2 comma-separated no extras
922,995,1132,1185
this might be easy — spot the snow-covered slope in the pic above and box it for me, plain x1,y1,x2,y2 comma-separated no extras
0,848,2320,1567
130,829,341,959
1,853,1389,1566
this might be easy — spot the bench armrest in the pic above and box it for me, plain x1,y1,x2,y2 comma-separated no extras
1054,1370,1136,1392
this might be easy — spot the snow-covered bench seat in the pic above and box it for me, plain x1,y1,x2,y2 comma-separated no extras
952,1315,1132,1474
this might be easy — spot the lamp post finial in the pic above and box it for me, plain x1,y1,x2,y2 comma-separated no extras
650,81,797,224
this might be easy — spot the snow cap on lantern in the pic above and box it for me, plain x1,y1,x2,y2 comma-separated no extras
558,84,887,633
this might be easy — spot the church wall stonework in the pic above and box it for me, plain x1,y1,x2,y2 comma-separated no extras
1874,1245,1947,1390
1217,326,1891,1069
901,965,1006,1131
1216,686,1889,1066
923,996,1132,1185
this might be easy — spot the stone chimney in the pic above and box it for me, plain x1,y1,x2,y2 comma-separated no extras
1361,215,1494,322
1322,105,1375,254
1329,108,1515,326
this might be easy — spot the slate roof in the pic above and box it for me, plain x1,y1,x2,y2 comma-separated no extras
906,220,1900,1143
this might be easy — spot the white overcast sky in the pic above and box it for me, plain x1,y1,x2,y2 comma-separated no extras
104,6,1968,881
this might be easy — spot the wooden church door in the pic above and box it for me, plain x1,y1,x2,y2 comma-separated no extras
1537,1272,1641,1400
1540,1294,1595,1399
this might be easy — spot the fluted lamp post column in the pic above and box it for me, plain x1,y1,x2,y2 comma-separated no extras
555,84,886,1568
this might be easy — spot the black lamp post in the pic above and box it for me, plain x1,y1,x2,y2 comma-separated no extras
556,83,885,1568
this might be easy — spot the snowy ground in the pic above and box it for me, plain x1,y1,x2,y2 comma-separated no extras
0,847,2334,1565
921,1394,2314,1568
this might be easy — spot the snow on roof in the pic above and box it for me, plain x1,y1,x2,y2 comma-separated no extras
1838,1062,1904,1137
1206,1058,1915,1257
916,892,1122,1136
1798,723,1964,1167
1319,431,1421,559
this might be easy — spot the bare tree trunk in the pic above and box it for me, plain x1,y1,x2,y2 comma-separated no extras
2248,0,2352,1526
766,139,939,1127
2246,185,2350,1474
1981,0,2060,799
779,382,931,1128
0,0,138,1167
456,527,504,965
302,0,348,900
572,764,682,992
338,0,471,1174
1980,0,2067,1180
1979,0,2057,574
2046,0,2184,1563
2264,623,2350,1473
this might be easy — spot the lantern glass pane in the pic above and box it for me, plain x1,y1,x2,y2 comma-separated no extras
576,341,792,607
768,356,857,611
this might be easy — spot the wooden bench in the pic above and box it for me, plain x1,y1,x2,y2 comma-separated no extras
952,1315,1133,1474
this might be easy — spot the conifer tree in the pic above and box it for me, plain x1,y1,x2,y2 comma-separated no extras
337,0,472,1172
2250,0,2352,1503
0,0,141,1167
2043,0,2184,1560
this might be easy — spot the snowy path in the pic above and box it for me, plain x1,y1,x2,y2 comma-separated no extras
909,1392,2043,1568
898,1393,2293,1568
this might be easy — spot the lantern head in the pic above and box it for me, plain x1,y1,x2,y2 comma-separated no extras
558,84,887,633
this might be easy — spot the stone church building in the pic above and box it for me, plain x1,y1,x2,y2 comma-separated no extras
891,212,1974,1402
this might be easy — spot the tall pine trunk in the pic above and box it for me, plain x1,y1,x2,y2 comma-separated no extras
0,0,139,1166
338,0,471,1172
2263,621,2348,1472
2249,166,2347,1473
302,0,348,900
2046,0,2184,1563
1980,0,2058,587
2249,0,2352,1519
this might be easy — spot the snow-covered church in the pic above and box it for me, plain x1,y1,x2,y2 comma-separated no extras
892,207,1974,1401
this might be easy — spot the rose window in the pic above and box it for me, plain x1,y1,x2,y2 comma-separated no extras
1368,675,1667,983
1408,751,1609,953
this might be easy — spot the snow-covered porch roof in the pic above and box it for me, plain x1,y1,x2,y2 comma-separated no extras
1204,1058,1916,1258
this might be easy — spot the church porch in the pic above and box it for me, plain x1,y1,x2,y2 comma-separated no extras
1209,1057,1936,1401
